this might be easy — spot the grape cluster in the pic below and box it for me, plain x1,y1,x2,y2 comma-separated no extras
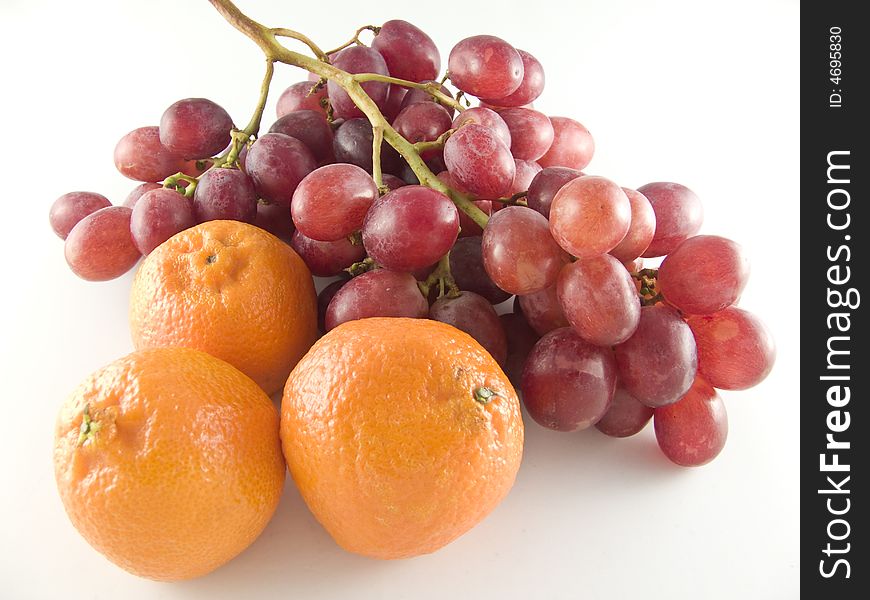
48,18,775,467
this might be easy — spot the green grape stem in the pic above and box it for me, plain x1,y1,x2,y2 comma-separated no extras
206,0,489,230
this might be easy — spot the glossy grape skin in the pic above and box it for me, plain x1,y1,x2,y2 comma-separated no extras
381,173,407,191
325,269,428,330
401,81,455,118
113,126,184,182
429,292,508,365
595,385,654,438
332,118,403,175
254,201,294,242
549,176,632,258
159,98,233,159
444,124,516,198
557,255,641,347
609,188,657,263
393,102,453,143
246,133,317,206
659,235,750,315
526,167,583,218
290,230,366,277
448,35,523,98
537,117,595,170
49,192,112,239
501,312,540,386
654,377,728,467
482,206,567,295
123,183,161,209
687,308,776,390
637,182,703,257
269,110,335,164
449,236,511,305
521,327,617,431
518,285,569,336
327,46,390,120
480,49,545,107
317,277,349,333
64,207,140,281
371,19,440,83
362,186,459,272
451,107,512,148
276,81,328,118
130,188,196,254
499,108,554,161
615,304,698,408
291,164,379,242
193,167,258,223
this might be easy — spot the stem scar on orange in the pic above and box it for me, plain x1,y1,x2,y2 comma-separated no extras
129,220,318,396
281,317,524,559
53,347,285,581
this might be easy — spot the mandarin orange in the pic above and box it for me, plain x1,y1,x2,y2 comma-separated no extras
129,220,317,396
281,317,524,559
53,346,285,581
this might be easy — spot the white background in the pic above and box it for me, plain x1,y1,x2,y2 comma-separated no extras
0,1,800,598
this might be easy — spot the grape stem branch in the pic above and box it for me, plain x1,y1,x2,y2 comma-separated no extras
206,0,489,229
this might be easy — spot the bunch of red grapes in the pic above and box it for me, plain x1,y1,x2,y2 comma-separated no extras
48,19,775,467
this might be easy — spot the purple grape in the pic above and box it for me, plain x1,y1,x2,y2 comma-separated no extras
526,167,583,218
290,230,366,277
269,110,335,164
519,285,569,336
123,183,161,209
393,102,453,144
328,46,390,120
332,118,403,175
449,236,511,304
253,201,294,241
371,20,441,83
246,132,317,206
501,312,540,386
400,81,455,118
429,292,507,365
325,269,428,330
595,385,654,438
159,98,233,159
129,188,196,254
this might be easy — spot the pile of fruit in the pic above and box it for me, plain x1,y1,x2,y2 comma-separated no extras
49,0,775,583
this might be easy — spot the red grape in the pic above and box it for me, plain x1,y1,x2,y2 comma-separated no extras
451,107,512,148
269,110,335,164
123,183,161,209
381,173,407,191
595,385,654,438
504,160,542,202
317,276,350,333
549,176,631,258
276,81,328,118
448,35,523,98
290,230,366,277
113,126,184,183
49,192,112,239
444,124,515,198
518,285,569,336
449,236,511,304
246,132,317,206
609,188,656,262
401,81,455,118
429,292,507,365
537,117,594,170
382,84,408,121
328,46,390,120
658,235,750,315
193,167,258,223
325,269,428,330
253,201,294,241
362,185,459,272
654,377,728,467
435,170,492,237
557,255,641,346
499,108,554,161
130,188,196,254
291,163,379,241
637,182,703,257
481,49,545,107
615,304,698,407
371,20,441,83
159,98,233,159
521,327,617,431
332,118,403,175
687,307,776,390
393,101,453,143
482,206,566,295
501,312,540,386
64,207,140,281
526,167,583,219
